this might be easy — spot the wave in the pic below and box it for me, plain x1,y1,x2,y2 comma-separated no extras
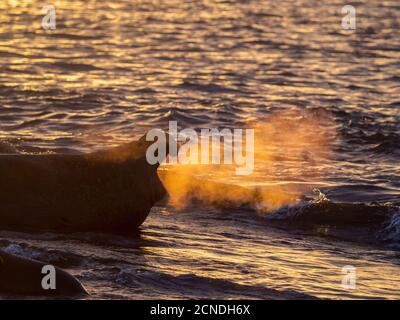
264,193,400,247
0,242,84,268
379,210,400,248
110,268,316,300
175,186,400,248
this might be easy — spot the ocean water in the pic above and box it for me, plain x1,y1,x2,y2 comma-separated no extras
0,0,400,299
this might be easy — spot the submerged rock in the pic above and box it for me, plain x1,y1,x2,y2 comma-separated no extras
0,249,87,297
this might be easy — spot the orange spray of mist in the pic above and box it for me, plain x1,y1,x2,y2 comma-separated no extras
158,109,338,212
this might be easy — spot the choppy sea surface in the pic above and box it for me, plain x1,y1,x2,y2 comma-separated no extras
0,0,399,299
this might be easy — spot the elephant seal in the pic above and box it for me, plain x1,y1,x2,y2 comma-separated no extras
0,134,167,234
0,249,87,297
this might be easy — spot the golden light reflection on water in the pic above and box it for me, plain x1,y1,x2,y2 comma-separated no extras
140,206,400,299
1,0,399,299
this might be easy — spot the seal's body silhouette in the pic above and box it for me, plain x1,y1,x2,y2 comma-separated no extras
0,136,166,234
